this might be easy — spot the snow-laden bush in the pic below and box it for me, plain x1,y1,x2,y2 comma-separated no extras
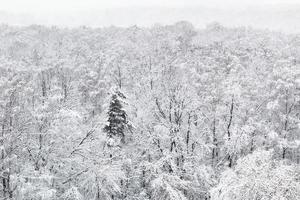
150,173,189,200
81,163,126,200
13,165,57,200
211,150,300,200
60,187,83,200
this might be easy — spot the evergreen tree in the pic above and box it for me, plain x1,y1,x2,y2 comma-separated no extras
104,90,127,145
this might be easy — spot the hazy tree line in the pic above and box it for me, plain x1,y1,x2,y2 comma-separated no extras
0,22,299,200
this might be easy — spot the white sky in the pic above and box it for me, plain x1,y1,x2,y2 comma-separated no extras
1,0,299,13
0,0,300,33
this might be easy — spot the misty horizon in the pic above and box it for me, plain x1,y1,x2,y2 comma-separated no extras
0,4,300,33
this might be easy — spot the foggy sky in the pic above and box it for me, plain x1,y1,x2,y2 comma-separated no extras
0,0,300,33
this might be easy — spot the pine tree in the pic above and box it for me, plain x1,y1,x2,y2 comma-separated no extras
104,90,127,145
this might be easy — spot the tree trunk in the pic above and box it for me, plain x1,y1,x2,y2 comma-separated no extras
227,97,234,167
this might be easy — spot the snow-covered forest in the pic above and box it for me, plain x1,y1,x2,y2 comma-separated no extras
0,22,299,200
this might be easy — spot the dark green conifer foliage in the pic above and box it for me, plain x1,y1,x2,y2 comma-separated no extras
104,91,127,143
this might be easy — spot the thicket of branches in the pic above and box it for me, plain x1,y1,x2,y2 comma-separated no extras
0,22,299,200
